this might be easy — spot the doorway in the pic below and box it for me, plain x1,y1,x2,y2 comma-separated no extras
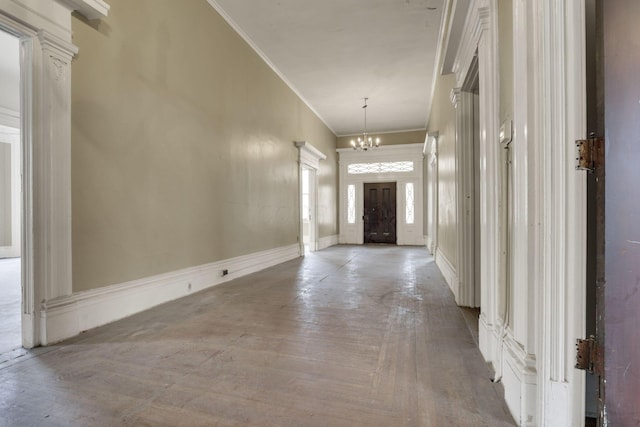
0,29,22,355
300,166,317,253
363,182,396,244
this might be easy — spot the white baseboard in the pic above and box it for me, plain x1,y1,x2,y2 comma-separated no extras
434,248,459,301
479,313,496,363
318,234,338,250
40,244,301,345
424,235,433,255
502,332,537,426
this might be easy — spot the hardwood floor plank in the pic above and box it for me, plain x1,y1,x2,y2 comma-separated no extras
0,245,515,426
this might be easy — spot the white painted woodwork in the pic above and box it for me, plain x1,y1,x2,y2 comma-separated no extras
296,141,326,254
337,144,424,247
449,0,503,372
41,244,301,345
318,234,338,251
450,87,479,308
0,0,111,348
438,0,588,424
445,0,535,423
424,132,438,254
57,0,109,20
535,0,587,425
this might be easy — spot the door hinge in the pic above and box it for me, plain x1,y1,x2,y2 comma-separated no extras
575,133,603,173
575,336,603,376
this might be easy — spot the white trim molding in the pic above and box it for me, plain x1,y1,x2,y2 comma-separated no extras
535,0,587,425
296,141,326,254
295,140,327,170
318,234,338,250
40,244,300,345
0,0,109,348
448,0,503,370
424,132,438,256
435,248,459,299
451,85,479,308
502,331,538,427
56,0,109,20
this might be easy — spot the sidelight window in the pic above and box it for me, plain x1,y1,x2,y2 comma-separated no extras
347,184,356,224
405,183,414,224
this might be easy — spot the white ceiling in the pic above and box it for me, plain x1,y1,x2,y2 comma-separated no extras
208,0,445,136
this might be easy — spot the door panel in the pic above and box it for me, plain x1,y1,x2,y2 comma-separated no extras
601,0,640,424
363,182,396,244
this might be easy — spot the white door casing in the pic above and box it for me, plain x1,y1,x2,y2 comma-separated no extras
0,0,109,347
295,141,326,254
423,133,438,254
442,0,587,424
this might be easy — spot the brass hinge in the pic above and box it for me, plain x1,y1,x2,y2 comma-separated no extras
575,336,603,376
575,133,603,173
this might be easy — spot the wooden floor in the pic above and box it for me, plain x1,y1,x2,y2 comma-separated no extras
0,245,515,426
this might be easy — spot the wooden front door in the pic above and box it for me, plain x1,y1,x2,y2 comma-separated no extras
363,182,396,244
594,1,640,424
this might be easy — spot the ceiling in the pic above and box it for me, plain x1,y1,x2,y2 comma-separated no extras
207,0,446,137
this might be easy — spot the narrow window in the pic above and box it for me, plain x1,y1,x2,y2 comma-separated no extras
405,183,414,224
347,184,356,224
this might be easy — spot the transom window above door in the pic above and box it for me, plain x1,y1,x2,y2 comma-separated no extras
347,161,414,175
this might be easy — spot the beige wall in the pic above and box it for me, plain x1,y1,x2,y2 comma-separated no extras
498,0,513,125
336,129,426,149
426,73,457,267
71,0,337,292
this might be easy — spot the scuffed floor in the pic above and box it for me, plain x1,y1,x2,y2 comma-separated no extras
0,245,514,426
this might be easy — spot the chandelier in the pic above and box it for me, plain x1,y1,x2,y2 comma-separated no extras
350,98,381,150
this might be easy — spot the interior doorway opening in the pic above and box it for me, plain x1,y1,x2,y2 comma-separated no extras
301,166,317,254
0,29,22,355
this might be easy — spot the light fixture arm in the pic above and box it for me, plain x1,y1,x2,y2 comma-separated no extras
350,97,381,151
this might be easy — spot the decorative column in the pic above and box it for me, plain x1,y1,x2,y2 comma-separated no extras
451,86,478,308
32,31,78,344
534,0,587,424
